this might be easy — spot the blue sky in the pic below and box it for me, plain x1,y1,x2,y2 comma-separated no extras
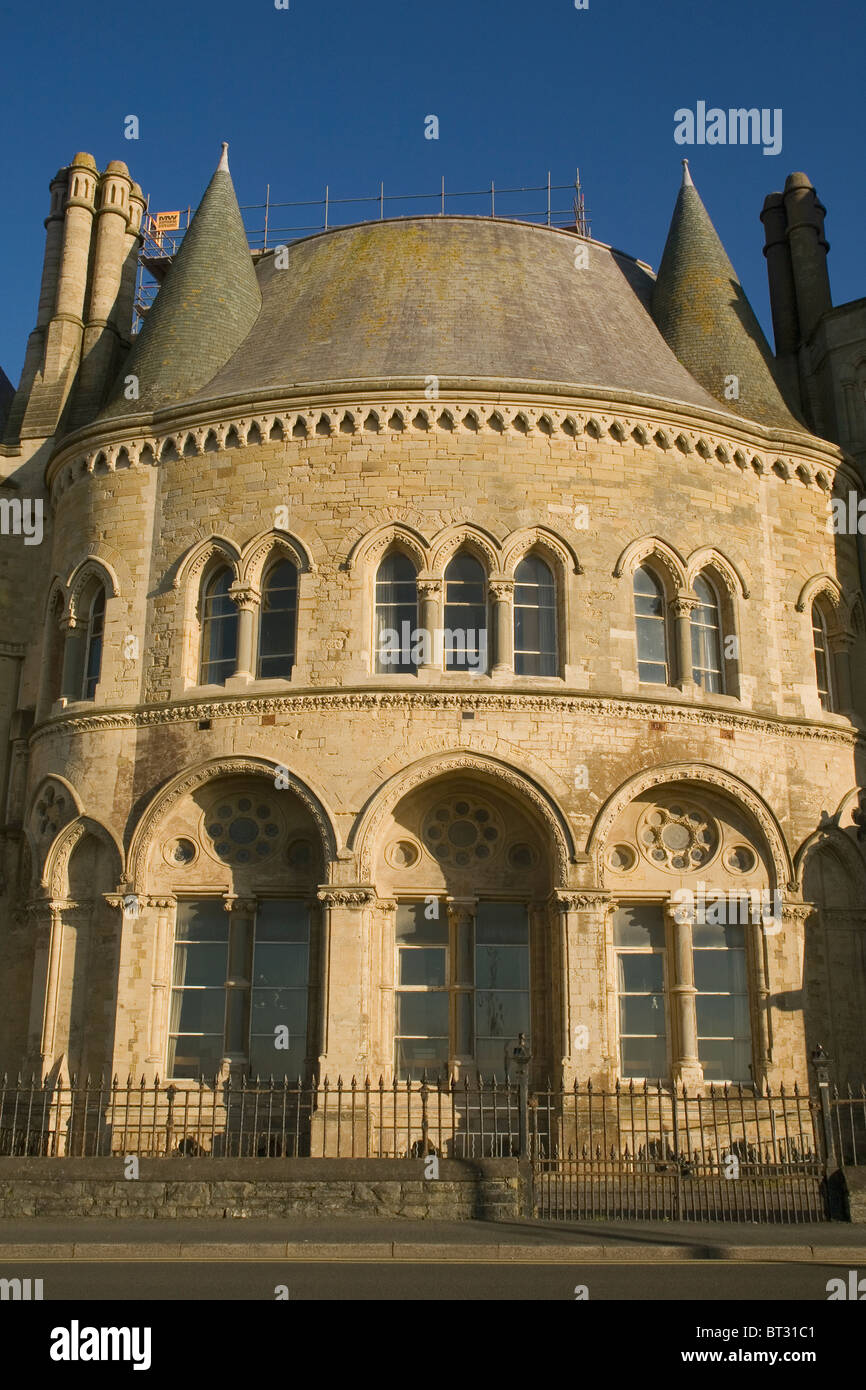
1,0,862,381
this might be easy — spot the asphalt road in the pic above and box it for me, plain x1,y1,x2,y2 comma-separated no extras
1,1256,858,1300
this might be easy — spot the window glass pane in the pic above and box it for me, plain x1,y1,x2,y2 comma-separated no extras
395,901,447,943
475,989,530,1039
399,948,446,987
253,942,308,988
692,920,746,948
691,573,724,692
258,559,297,679
475,943,530,989
699,1038,752,1083
693,949,747,993
200,567,238,685
621,1037,667,1080
614,904,665,949
634,567,667,683
249,1036,305,1079
255,900,310,942
620,994,666,1035
475,901,528,944
173,942,228,988
617,953,664,993
396,993,449,1036
455,992,473,1053
376,552,418,674
514,555,557,676
172,988,226,1035
696,993,750,1038
167,1035,224,1081
396,1038,449,1075
444,553,487,671
250,987,307,1036
176,900,229,941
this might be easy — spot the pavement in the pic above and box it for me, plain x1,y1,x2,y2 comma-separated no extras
1,1216,865,1262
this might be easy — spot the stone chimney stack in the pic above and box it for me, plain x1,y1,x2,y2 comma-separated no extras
782,172,832,344
74,161,142,421
760,191,802,410
2,153,144,447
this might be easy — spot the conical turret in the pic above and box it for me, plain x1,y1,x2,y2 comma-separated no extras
102,143,261,418
652,161,804,432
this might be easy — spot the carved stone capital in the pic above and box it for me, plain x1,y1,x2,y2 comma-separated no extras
670,595,700,619
227,584,261,612
554,891,612,912
317,887,376,908
488,579,515,602
416,579,442,600
224,896,258,915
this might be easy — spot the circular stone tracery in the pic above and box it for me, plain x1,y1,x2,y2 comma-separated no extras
421,797,503,867
637,802,718,872
200,793,282,866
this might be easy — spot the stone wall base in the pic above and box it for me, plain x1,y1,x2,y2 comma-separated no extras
0,1158,527,1220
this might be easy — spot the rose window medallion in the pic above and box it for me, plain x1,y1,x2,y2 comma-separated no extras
637,802,718,872
200,794,283,865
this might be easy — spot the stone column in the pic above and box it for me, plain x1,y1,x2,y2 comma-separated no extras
447,899,475,1078
747,907,773,1088
315,888,375,1078
670,594,699,693
143,896,177,1069
416,578,442,671
58,617,85,703
489,579,514,677
554,892,612,1086
25,899,58,1073
665,902,704,1089
223,896,257,1072
828,632,854,714
227,584,260,682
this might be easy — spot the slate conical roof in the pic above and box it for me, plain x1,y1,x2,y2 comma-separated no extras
652,161,805,432
102,144,261,418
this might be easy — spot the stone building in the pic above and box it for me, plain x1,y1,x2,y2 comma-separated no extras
0,145,864,1101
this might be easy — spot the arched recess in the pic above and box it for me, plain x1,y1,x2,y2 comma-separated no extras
126,757,339,893
346,522,430,574
794,824,866,902
27,775,83,884
794,573,846,618
239,529,316,587
66,553,125,618
350,750,576,884
43,815,124,900
429,523,502,578
587,762,794,891
170,535,242,688
685,547,750,600
170,534,242,594
612,536,687,591
501,526,582,577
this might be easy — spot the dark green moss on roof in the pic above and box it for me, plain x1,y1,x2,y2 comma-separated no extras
652,168,804,432
101,158,261,417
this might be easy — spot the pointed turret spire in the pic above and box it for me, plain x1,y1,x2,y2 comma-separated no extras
101,143,261,418
652,165,805,432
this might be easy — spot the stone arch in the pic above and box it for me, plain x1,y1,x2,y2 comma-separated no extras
43,815,124,900
239,529,316,587
613,536,687,593
587,762,794,890
126,757,339,891
795,572,846,618
346,522,430,574
501,525,582,577
795,824,866,903
686,546,750,600
66,555,121,618
171,534,241,593
350,750,576,884
429,523,502,577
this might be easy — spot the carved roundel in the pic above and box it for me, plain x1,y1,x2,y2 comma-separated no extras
636,801,719,873
162,837,198,868
421,796,503,868
385,838,422,869
199,792,284,866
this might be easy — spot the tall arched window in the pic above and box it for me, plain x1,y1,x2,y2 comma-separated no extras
444,552,488,672
258,559,298,679
633,565,668,684
691,573,724,693
375,552,418,674
812,601,834,711
82,585,105,700
200,567,238,685
514,555,557,675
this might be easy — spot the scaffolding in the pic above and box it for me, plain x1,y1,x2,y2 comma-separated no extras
134,170,591,328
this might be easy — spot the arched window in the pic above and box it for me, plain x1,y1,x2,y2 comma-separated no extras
200,567,238,685
258,559,298,679
375,552,418,674
444,552,488,672
812,601,834,711
514,555,557,676
691,573,724,693
82,585,105,699
633,565,668,684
